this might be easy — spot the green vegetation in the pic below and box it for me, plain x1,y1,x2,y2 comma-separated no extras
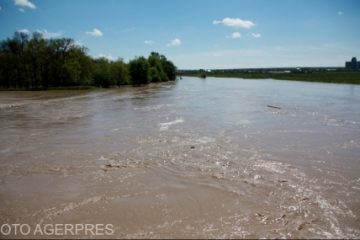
129,57,150,85
0,32,177,89
180,69,360,84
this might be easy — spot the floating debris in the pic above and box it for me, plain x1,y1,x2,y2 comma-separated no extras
267,105,281,109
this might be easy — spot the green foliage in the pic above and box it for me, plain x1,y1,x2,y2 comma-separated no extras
92,58,111,87
129,56,150,85
109,59,130,85
0,32,177,89
92,58,131,87
161,55,177,81
146,52,177,82
0,32,93,89
149,67,161,82
148,52,167,82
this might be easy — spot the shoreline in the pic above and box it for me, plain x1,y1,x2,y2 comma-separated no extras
180,71,360,85
0,86,98,91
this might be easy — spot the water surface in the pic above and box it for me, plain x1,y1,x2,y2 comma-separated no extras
0,77,359,238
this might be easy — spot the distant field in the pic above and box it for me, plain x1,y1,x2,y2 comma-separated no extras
181,71,360,84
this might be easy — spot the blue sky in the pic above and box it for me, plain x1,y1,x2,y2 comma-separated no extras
1,0,360,69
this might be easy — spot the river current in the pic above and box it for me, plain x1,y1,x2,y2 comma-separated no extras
0,77,359,238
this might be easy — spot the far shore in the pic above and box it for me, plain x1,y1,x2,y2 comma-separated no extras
180,70,360,85
1,71,360,92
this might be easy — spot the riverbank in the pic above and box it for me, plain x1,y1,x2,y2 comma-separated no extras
0,86,100,91
181,70,360,84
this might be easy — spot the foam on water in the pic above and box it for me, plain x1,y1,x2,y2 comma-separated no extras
158,118,184,131
196,136,216,144
134,104,173,111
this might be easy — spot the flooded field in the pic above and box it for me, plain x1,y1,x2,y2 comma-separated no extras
0,77,359,238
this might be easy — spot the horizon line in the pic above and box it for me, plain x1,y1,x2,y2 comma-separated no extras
178,66,346,71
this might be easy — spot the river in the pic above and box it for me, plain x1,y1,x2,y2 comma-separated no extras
0,77,359,238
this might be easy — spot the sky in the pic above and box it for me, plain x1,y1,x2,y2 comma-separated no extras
1,0,360,69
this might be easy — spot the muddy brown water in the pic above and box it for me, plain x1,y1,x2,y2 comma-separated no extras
0,77,359,238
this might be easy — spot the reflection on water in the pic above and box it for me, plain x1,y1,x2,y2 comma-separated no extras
0,77,359,238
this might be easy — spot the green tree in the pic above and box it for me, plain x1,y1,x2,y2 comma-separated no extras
148,52,168,82
129,56,150,85
109,59,130,85
92,58,111,87
0,32,176,89
160,55,177,81
149,66,161,82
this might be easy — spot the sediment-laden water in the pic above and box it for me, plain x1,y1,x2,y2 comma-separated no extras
0,77,359,238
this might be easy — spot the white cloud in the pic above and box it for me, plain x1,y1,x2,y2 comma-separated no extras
144,40,154,45
14,0,36,9
18,8,25,12
36,29,62,39
167,38,182,47
337,11,343,15
252,33,261,38
17,29,30,34
213,17,255,29
86,28,103,37
227,32,242,39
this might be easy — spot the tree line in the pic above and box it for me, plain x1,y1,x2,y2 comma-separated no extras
0,32,177,89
